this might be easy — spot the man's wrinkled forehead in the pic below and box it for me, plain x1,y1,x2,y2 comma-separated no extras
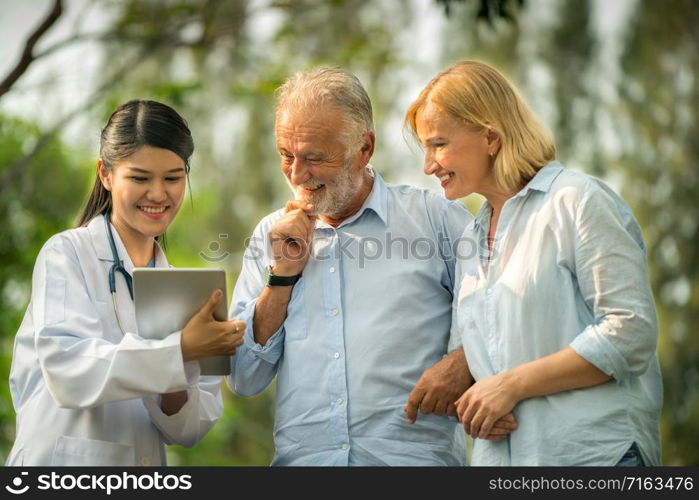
275,105,346,143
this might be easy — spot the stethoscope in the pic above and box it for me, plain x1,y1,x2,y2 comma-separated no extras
103,212,133,335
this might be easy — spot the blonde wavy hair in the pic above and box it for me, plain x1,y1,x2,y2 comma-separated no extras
405,60,556,193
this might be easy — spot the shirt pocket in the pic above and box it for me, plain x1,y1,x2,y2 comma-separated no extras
52,435,134,466
282,279,307,342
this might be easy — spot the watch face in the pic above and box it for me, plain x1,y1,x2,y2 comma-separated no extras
264,265,271,284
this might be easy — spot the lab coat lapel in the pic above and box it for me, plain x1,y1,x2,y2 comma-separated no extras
86,216,170,336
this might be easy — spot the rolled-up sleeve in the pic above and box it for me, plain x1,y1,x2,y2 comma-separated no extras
569,185,658,381
227,216,285,397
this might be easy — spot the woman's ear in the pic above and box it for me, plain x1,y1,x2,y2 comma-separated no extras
487,128,502,156
97,159,112,191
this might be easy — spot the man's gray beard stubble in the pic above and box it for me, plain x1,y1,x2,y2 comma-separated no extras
292,161,366,218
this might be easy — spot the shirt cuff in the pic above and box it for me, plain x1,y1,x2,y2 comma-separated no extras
447,330,463,352
183,359,201,386
237,298,285,365
570,324,631,381
142,387,199,444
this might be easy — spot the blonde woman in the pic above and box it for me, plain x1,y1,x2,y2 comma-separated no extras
405,61,661,466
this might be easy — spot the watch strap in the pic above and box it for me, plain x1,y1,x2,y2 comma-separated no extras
265,266,302,286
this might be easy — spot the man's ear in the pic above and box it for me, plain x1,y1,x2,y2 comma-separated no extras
358,130,376,165
97,159,112,191
487,128,501,156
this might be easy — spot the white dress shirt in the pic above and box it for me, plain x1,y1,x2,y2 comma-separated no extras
228,169,470,465
455,162,662,466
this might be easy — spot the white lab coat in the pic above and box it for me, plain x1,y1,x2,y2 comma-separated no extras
5,216,223,466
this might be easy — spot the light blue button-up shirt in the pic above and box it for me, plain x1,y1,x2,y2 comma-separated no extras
228,169,470,466
455,162,662,466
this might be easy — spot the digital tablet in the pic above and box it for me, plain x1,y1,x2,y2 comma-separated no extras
133,268,231,376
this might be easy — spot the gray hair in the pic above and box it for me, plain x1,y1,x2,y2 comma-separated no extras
275,67,374,155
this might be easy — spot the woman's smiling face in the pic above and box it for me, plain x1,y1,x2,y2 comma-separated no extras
415,101,496,200
99,145,186,241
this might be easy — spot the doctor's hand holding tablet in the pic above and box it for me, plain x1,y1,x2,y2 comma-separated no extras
134,267,244,375
5,100,242,466
181,288,243,362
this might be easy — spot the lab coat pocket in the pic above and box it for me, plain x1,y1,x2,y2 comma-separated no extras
283,279,307,341
52,435,134,466
43,276,66,326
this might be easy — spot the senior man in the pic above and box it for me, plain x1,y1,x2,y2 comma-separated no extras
228,67,515,466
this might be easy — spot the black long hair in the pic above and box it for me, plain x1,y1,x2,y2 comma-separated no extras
76,100,194,233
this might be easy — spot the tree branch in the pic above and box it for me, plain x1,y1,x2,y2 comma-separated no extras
0,8,234,193
32,32,106,60
0,0,64,99
0,30,196,194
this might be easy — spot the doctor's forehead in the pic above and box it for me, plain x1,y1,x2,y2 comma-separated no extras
113,146,185,173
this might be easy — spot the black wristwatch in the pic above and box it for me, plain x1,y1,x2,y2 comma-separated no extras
264,265,302,286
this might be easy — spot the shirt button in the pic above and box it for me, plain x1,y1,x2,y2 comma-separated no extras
140,456,151,466
329,266,336,273
336,398,344,405
331,308,339,316
340,443,348,450
333,352,340,359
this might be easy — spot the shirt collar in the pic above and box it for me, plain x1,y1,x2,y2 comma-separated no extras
514,161,564,198
471,162,563,232
473,201,492,232
317,165,389,229
87,215,168,273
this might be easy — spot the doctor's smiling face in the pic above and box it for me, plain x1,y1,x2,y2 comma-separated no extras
98,145,186,243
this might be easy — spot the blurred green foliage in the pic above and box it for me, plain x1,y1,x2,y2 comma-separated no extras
0,113,93,449
1,0,697,465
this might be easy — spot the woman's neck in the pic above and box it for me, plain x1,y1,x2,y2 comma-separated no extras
485,194,509,220
110,217,155,267
481,184,515,221
480,186,517,256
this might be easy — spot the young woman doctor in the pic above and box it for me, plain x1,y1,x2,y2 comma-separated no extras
6,100,245,466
